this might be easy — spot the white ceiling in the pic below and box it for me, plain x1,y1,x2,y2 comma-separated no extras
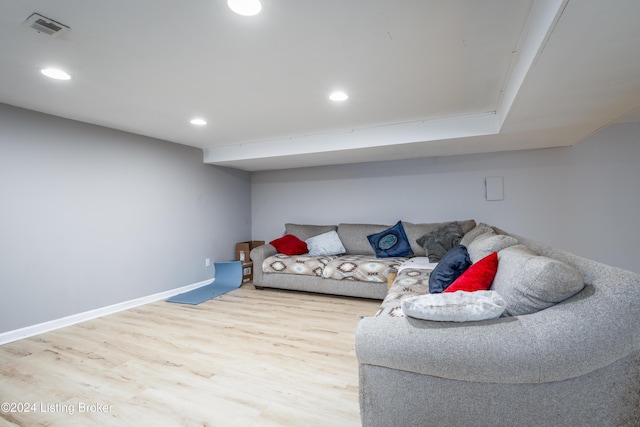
1,0,639,171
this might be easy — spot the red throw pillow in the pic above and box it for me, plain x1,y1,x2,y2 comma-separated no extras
269,234,308,255
444,252,498,293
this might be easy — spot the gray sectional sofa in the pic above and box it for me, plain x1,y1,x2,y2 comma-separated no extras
251,221,640,426
250,220,476,298
357,227,640,427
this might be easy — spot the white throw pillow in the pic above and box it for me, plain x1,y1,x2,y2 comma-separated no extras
401,291,506,322
305,230,346,256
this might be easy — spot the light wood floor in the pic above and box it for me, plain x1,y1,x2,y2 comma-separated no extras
0,284,380,427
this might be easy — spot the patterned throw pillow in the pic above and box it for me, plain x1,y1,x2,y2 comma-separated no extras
367,221,414,258
269,234,308,255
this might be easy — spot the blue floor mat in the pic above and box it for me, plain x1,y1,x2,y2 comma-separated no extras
166,261,242,305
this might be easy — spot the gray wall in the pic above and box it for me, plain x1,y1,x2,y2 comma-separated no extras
0,103,251,333
252,122,640,274
2,99,637,334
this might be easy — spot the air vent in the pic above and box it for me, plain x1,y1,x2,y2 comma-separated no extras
21,13,69,38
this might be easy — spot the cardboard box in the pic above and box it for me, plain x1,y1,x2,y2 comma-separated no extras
236,240,265,262
241,262,253,283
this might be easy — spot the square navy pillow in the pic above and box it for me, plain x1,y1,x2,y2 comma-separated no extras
367,221,414,258
428,245,472,293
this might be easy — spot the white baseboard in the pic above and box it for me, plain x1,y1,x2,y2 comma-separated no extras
0,278,214,346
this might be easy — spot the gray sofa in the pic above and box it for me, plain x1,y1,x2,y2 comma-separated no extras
252,221,640,425
356,227,640,427
250,220,476,299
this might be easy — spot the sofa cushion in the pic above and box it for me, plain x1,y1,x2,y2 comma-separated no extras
305,230,346,256
460,223,495,247
428,245,472,293
457,220,477,235
401,290,506,322
322,255,405,283
269,234,308,255
367,221,414,258
444,252,498,293
491,244,585,316
467,233,519,263
376,264,434,317
284,223,337,241
262,253,337,277
338,223,389,255
416,222,464,262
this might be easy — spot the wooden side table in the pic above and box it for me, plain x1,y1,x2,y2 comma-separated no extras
387,271,397,290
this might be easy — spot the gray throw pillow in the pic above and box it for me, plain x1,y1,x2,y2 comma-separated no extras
460,223,495,247
467,233,519,263
416,222,463,263
404,220,476,256
305,230,346,256
491,245,584,316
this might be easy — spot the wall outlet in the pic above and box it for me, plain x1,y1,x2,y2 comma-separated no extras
205,258,211,267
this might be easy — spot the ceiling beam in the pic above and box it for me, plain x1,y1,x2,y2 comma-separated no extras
203,112,498,164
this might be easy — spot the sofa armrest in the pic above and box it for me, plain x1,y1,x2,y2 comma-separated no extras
356,268,640,384
250,244,277,285
356,314,538,384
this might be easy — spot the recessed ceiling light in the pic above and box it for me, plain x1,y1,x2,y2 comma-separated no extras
190,118,207,126
40,67,71,80
329,91,349,102
228,0,262,16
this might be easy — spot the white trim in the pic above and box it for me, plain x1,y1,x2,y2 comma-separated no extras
496,0,568,129
0,278,214,346
203,112,498,164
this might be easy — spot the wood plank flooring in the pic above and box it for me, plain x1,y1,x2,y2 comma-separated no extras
0,285,380,427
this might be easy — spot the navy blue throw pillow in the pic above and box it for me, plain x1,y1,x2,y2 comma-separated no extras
367,221,414,258
428,245,472,293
